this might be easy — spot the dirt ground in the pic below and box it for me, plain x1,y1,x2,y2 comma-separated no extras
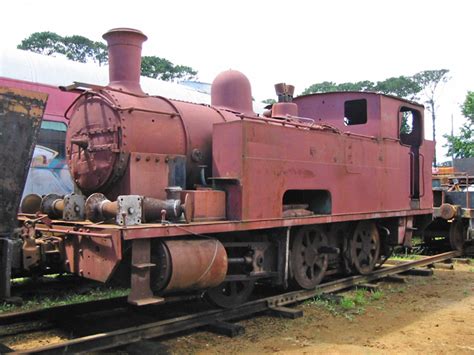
157,262,474,355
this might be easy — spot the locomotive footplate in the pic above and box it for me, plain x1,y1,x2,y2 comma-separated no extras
118,208,434,240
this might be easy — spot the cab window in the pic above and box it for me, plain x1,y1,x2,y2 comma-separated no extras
399,107,422,147
344,99,367,125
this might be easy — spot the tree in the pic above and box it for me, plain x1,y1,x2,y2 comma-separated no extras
302,81,338,94
93,42,108,66
141,56,174,80
18,31,107,65
261,98,276,105
62,35,97,63
302,81,376,95
338,80,375,92
461,90,474,121
17,31,64,56
444,91,474,158
171,65,198,81
140,57,197,81
374,76,421,100
413,69,450,166
303,76,421,100
18,32,197,80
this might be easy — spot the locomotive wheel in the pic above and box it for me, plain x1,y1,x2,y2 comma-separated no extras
205,280,255,308
449,220,466,251
350,221,381,275
291,226,328,289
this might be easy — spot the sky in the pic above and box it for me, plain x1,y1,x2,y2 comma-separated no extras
1,0,473,162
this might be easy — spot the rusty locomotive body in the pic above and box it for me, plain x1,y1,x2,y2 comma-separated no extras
15,28,434,307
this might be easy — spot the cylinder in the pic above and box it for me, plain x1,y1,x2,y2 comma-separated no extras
85,193,118,222
143,197,182,222
152,239,227,293
41,193,64,219
20,194,42,214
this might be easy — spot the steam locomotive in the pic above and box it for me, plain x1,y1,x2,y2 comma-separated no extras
15,28,437,307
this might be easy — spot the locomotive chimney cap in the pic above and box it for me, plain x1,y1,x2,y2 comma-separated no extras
102,28,148,42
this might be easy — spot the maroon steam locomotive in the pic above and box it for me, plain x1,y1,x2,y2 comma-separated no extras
16,28,434,307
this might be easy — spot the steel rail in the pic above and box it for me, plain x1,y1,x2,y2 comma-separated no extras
7,250,460,354
0,296,128,326
0,292,201,326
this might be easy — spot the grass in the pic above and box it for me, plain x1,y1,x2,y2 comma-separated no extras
306,287,384,320
370,290,384,300
340,297,356,310
353,289,368,306
390,254,422,261
0,283,129,314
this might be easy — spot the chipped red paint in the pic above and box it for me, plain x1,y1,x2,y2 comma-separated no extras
17,28,436,298
212,92,433,221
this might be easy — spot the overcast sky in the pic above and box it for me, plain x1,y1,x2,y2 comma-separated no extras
2,0,473,162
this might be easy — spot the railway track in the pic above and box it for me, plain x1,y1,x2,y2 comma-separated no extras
0,250,461,354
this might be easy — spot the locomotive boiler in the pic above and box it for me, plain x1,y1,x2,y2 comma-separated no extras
15,28,438,307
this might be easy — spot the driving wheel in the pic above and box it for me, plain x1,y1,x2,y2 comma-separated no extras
350,221,381,275
290,226,329,289
205,280,255,308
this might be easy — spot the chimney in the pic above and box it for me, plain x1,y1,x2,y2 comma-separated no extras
271,83,298,118
102,28,147,94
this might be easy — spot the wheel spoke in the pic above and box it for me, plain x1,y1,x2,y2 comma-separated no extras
367,252,374,263
315,256,325,268
312,234,321,248
303,233,310,247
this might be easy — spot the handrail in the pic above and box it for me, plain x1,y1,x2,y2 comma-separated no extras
419,153,425,197
409,151,415,198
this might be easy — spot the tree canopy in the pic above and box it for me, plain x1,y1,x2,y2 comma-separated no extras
261,98,276,105
18,31,197,81
412,69,450,165
18,32,107,65
302,76,421,100
444,91,474,158
17,31,64,56
302,81,374,96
